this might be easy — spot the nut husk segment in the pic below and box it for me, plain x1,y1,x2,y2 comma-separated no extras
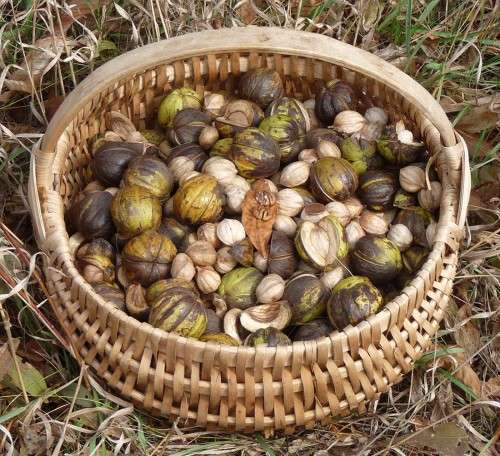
200,333,240,345
69,190,114,240
122,155,173,198
166,143,208,170
268,230,298,279
148,287,207,338
173,175,225,225
327,275,382,329
259,114,305,163
266,97,310,132
217,267,263,309
315,80,357,125
111,185,161,238
283,273,329,324
288,318,333,341
157,87,202,127
92,282,125,310
351,235,402,283
309,157,358,202
168,108,212,145
357,170,398,211
244,327,291,347
91,142,142,186
232,128,281,178
394,206,433,247
122,230,177,286
238,68,284,108
158,218,192,251
76,239,115,284
146,278,198,303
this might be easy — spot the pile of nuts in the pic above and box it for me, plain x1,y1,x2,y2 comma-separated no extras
68,68,441,347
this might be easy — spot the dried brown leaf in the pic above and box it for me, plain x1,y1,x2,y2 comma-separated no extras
236,0,257,25
241,179,278,258
434,347,482,397
5,37,74,93
482,377,500,397
406,422,469,456
456,93,500,134
454,304,481,360
21,421,54,456
0,339,18,382
59,0,108,33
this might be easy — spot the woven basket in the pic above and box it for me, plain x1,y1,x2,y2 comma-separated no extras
28,27,470,433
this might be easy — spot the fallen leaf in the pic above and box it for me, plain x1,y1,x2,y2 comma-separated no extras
21,422,54,456
236,1,257,25
482,377,500,397
4,37,75,93
456,93,500,134
59,0,108,34
454,304,481,360
423,344,482,398
8,358,47,396
0,340,18,382
241,179,278,258
406,422,470,456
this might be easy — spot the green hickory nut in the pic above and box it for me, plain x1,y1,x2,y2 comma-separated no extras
217,267,264,309
157,88,202,127
327,275,383,329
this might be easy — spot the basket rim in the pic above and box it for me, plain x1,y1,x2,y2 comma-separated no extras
29,27,469,357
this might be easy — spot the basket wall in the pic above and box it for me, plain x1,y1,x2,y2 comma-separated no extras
28,28,469,433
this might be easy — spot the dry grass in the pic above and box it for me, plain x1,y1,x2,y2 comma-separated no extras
0,0,499,454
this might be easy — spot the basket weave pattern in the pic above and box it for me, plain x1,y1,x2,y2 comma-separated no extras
29,28,469,432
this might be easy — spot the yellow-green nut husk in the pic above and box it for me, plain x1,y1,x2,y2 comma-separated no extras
259,114,306,163
402,245,429,274
210,138,233,158
122,155,174,199
217,267,264,309
309,157,358,202
157,88,202,127
394,206,433,247
244,327,291,347
200,333,240,346
340,137,378,175
327,275,382,329
357,170,398,211
266,97,311,132
140,129,165,146
393,189,417,209
173,175,225,225
283,273,329,324
351,235,402,284
122,230,177,287
111,185,161,238
238,68,284,108
376,126,424,165
148,287,207,338
146,278,198,304
231,128,281,178
76,238,115,283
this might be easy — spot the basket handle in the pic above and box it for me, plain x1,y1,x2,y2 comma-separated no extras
28,141,48,248
456,132,471,229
